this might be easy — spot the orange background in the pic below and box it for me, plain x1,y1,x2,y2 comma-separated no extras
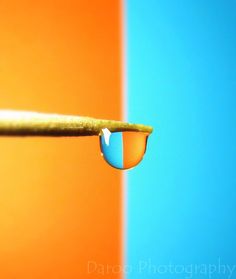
0,1,122,278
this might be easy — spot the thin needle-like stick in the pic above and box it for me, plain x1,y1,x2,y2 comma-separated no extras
0,110,153,136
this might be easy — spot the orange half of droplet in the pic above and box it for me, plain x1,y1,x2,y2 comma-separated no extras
122,131,149,169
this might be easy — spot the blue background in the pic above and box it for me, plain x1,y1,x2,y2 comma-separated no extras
126,0,236,278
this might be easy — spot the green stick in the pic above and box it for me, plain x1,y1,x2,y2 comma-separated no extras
0,110,153,136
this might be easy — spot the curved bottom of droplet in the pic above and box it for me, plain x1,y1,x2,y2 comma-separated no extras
99,130,149,170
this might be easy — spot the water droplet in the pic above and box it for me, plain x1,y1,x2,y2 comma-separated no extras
99,129,149,170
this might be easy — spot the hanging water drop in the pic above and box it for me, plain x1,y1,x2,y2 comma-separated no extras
100,129,149,170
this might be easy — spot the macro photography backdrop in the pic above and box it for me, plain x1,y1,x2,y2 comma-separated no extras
0,0,236,279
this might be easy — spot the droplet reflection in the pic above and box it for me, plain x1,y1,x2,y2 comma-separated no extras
100,129,149,170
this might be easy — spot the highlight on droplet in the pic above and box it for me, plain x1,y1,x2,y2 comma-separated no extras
99,128,149,170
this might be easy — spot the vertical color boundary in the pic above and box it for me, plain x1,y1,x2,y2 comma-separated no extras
121,0,127,278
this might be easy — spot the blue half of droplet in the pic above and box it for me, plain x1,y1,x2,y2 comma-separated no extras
100,132,123,169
